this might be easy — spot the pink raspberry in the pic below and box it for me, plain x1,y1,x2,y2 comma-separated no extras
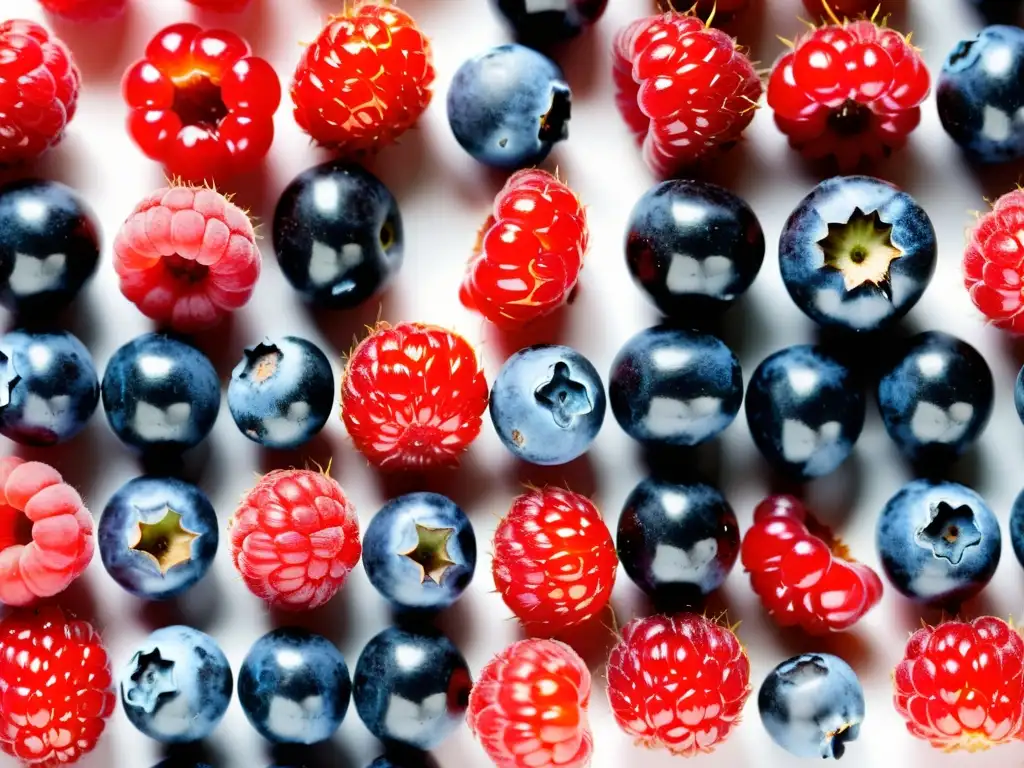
38,0,127,21
113,185,261,333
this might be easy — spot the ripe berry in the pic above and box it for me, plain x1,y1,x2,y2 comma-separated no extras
38,0,126,21
121,23,281,182
461,170,588,330
964,188,1024,331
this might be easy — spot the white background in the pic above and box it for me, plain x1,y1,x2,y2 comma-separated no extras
2,0,1024,766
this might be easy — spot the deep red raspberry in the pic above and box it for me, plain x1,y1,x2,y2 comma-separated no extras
38,0,126,21
612,11,761,177
740,494,883,634
121,23,281,182
894,616,1024,751
802,0,883,18
341,322,488,471
606,614,750,755
460,170,588,331
963,188,1024,333
186,0,252,10
291,3,434,155
468,638,593,768
230,468,362,611
0,605,115,767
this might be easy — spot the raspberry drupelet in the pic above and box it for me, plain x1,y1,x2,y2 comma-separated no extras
964,188,1024,332
38,0,126,21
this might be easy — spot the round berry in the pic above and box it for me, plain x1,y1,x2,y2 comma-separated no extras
39,0,126,20
964,188,1024,331
491,0,607,45
1012,488,1024,569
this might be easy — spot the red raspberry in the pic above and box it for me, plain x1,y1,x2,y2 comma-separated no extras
186,0,252,10
893,616,1024,751
460,170,588,330
341,322,488,471
0,605,115,767
38,0,126,21
766,14,930,171
606,614,750,755
492,487,617,634
468,638,593,768
229,468,362,611
0,20,81,166
740,494,883,634
121,23,281,182
291,3,434,155
963,188,1024,333
113,184,260,333
612,11,761,177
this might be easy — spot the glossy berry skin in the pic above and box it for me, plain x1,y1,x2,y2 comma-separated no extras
759,653,865,759
98,476,218,601
448,45,570,169
461,170,588,330
745,345,865,479
489,345,606,466
741,495,883,634
229,336,334,450
238,628,351,745
876,480,1001,607
492,487,617,633
39,0,126,21
491,0,607,45
468,639,592,768
353,626,472,750
964,189,1024,331
121,24,281,182
609,327,742,447
606,614,750,756
1012,488,1024,569
101,333,220,455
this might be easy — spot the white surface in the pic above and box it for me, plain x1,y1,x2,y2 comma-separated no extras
2,1,1023,767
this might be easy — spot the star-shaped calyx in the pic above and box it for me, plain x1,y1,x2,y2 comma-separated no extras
818,208,903,298
534,361,592,428
915,502,982,565
399,523,457,585
125,649,177,713
239,340,283,384
130,508,201,575
0,350,20,409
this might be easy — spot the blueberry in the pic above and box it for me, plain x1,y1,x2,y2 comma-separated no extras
876,479,1001,606
491,0,607,45
0,329,98,445
363,492,476,612
625,180,765,317
758,653,865,760
1011,488,1024,569
609,326,742,447
120,626,233,744
228,336,334,449
616,477,739,606
273,161,403,310
745,345,865,479
238,628,351,745
447,44,571,169
151,762,212,768
489,344,605,465
779,176,937,332
938,26,1024,164
99,476,218,600
101,333,220,454
1015,362,1024,425
352,626,471,750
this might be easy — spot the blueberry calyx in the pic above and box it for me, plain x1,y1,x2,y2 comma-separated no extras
534,361,592,428
399,523,458,585
0,351,19,409
818,208,903,299
538,82,572,144
126,650,178,713
947,38,976,67
824,722,858,759
131,508,201,575
915,502,982,564
239,340,282,382
826,100,873,137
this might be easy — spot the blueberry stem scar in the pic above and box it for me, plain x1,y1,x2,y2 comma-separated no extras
399,522,457,585
130,508,201,575
126,649,177,714
0,350,19,409
240,341,282,383
818,207,903,298
914,502,982,565
534,361,593,428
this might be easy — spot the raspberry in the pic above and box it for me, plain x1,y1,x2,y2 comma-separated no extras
186,0,252,10
0,20,81,166
112,185,260,333
229,468,362,611
740,494,883,634
121,23,281,182
341,322,488,471
0,605,115,767
460,170,588,330
964,188,1024,333
606,614,750,755
612,11,761,177
766,13,930,171
893,616,1024,751
38,0,126,21
468,638,593,768
291,3,434,155
492,487,617,633
0,457,93,607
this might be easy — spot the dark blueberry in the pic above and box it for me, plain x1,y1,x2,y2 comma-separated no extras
779,176,937,332
238,628,351,745
625,180,765,317
489,344,605,465
1015,360,1024,426
447,44,571,169
491,0,608,45
99,476,218,600
151,762,212,768
228,336,334,450
938,26,1024,164
1011,488,1024,569
745,345,865,479
0,329,98,445
0,179,100,317
609,326,742,447
101,333,220,454
616,477,739,607
120,626,233,744
352,626,471,750
273,162,403,310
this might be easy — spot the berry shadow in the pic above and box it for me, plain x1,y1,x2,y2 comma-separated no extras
135,435,231,501
44,3,138,79
764,451,864,531
521,603,621,674
717,0,768,62
365,122,432,202
185,312,255,382
188,0,272,52
305,294,399,358
221,162,277,232
138,569,224,633
687,140,761,195
640,441,725,490
768,624,877,674
268,582,354,647
391,596,476,651
963,0,1024,26
483,306,572,362
546,24,603,99
1000,334,1024,371
813,316,923,388
375,454,494,519
12,419,112,509
257,432,341,476
909,444,987,488
44,579,100,628
0,287,103,351
160,741,226,768
370,746,441,768
655,292,771,363
892,589,999,636
269,741,358,768
512,453,598,500
968,160,1023,207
